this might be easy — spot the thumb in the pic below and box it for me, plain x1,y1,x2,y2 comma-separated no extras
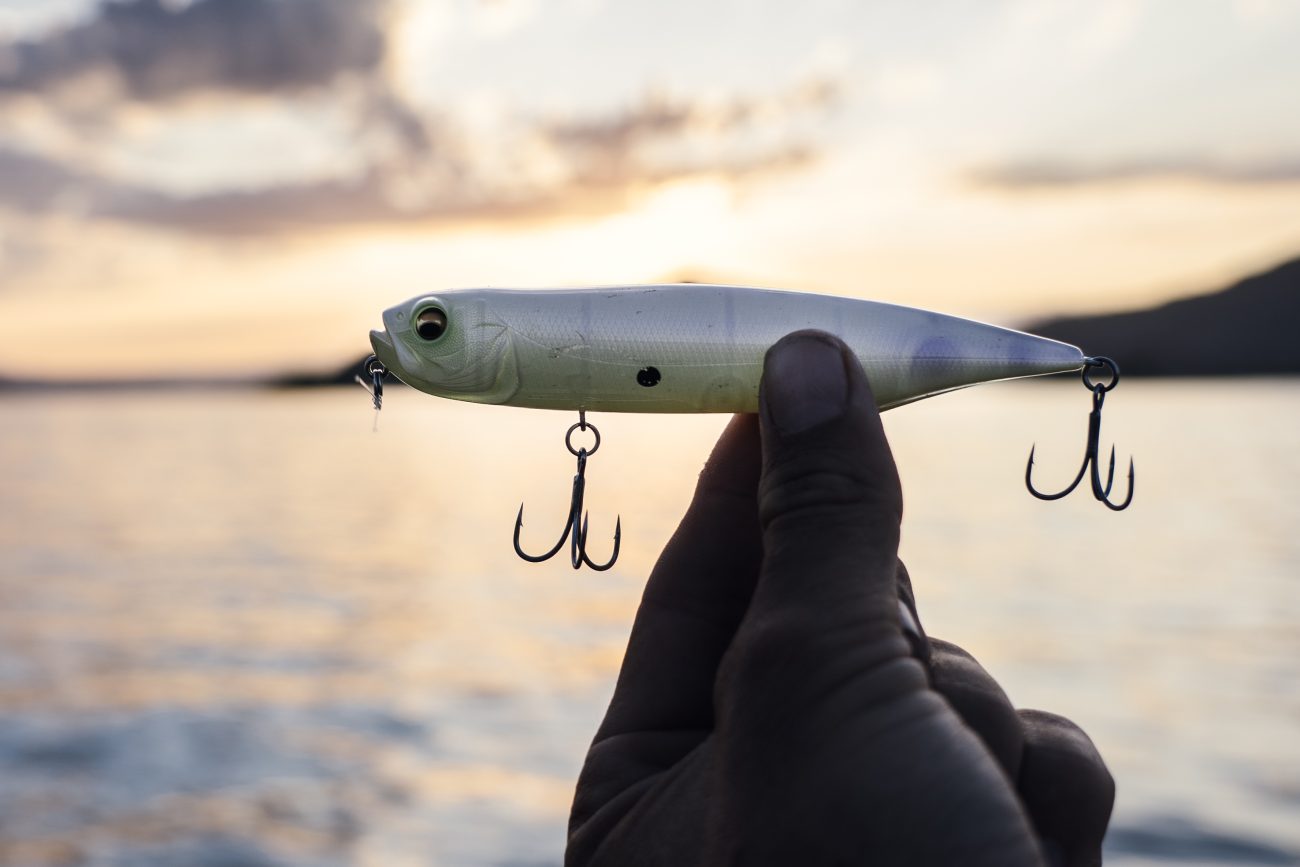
749,330,906,651
714,332,1039,867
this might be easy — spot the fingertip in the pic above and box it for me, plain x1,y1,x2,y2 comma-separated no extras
760,331,851,437
760,331,900,509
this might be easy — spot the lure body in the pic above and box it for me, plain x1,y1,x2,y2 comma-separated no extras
369,284,1085,412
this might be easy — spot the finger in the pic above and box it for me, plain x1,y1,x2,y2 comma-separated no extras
741,331,909,667
1016,709,1115,867
592,413,763,743
571,415,762,843
928,639,1025,779
893,567,1024,777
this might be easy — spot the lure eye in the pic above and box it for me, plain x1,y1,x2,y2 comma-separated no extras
415,307,448,341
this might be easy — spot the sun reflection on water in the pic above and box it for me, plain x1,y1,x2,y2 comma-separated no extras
0,382,1297,865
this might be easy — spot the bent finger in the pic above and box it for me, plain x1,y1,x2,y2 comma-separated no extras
928,638,1025,779
1016,709,1115,867
592,413,763,742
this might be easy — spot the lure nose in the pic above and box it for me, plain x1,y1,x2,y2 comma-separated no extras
369,328,399,374
370,323,435,390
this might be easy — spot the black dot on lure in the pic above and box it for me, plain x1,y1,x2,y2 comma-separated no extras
636,366,661,387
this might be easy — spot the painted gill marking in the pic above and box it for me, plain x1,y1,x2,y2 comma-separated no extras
490,311,588,364
549,335,592,357
490,334,521,402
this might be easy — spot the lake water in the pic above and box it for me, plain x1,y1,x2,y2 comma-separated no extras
0,380,1296,866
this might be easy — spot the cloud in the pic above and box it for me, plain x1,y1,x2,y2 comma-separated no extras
94,170,523,234
0,79,835,236
0,1,837,236
0,146,95,210
971,156,1300,189
0,217,56,287
537,80,836,186
0,0,386,101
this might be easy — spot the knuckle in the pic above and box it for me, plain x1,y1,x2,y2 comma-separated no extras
928,638,978,664
718,612,844,704
759,458,901,532
716,609,900,707
719,610,823,683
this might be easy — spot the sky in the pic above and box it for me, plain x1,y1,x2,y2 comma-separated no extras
0,0,1298,378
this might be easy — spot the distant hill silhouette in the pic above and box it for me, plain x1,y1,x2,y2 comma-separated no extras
270,357,392,388
1026,257,1300,376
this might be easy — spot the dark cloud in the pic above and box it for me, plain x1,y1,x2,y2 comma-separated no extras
971,156,1300,189
94,171,510,234
0,0,386,101
545,98,696,168
0,147,96,210
523,80,835,203
543,80,838,185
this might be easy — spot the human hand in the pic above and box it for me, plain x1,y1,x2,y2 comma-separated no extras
566,331,1114,866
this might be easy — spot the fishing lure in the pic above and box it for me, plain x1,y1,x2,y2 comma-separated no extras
365,284,1134,569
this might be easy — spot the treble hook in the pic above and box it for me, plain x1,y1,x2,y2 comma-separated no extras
1026,356,1135,511
513,411,622,571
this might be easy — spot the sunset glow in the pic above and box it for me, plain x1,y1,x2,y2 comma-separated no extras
1,0,1298,377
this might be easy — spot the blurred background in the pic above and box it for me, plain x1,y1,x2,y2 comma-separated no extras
1,1,1298,865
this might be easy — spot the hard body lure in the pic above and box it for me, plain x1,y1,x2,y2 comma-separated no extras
367,284,1134,569
367,284,1089,412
